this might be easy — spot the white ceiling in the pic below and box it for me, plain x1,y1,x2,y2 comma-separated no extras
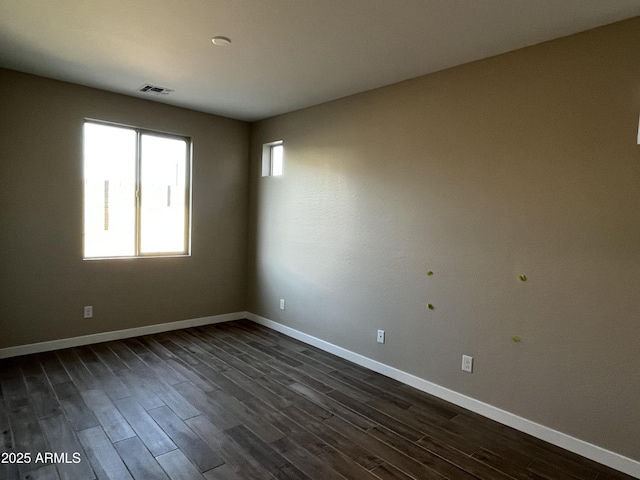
1,1,640,122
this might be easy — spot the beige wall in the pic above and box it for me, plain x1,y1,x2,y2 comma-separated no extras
0,69,250,348
248,18,640,461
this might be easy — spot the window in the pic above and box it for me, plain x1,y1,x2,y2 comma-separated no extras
261,140,283,177
83,121,191,258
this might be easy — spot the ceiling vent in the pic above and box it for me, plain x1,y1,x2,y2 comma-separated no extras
138,84,174,95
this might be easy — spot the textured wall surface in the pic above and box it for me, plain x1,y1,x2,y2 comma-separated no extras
0,69,250,348
248,18,640,460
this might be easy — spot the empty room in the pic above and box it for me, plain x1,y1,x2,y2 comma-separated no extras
1,1,639,479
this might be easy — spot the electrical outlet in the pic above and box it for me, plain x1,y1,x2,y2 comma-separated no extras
462,355,473,373
83,306,93,319
279,299,285,310
377,330,385,344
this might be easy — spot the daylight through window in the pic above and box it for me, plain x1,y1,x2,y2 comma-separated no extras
261,140,283,177
271,143,283,176
83,121,191,258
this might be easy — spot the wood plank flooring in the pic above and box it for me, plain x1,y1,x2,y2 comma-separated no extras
0,319,634,480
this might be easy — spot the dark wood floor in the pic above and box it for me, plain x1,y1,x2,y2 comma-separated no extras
0,320,634,480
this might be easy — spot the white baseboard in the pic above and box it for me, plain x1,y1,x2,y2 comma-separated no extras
246,313,640,479
0,312,245,359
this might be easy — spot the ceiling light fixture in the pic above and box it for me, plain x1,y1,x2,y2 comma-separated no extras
211,36,231,46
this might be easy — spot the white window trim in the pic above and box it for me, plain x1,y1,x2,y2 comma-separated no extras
83,119,192,260
262,140,283,177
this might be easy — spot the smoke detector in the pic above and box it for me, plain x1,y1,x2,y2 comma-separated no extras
211,36,231,46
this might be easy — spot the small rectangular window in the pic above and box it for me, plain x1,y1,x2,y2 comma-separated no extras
271,144,283,176
262,140,283,177
83,121,191,259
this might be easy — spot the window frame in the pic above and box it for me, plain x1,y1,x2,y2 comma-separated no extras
82,119,192,260
261,140,284,177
